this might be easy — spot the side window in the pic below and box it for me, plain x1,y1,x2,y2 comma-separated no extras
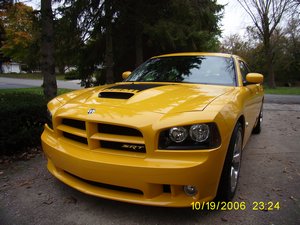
239,61,250,85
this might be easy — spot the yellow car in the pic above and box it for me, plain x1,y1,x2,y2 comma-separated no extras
41,52,264,207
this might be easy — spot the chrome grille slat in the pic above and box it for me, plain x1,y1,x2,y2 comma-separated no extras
90,133,144,144
57,125,87,138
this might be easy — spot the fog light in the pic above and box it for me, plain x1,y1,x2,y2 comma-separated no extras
183,185,198,196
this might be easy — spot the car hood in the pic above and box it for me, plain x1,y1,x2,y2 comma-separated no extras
57,82,234,115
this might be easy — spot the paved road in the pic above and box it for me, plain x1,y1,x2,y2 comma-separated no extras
265,94,300,104
0,103,299,225
0,77,82,90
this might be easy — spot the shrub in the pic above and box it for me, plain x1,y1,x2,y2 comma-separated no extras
64,70,79,80
0,90,47,156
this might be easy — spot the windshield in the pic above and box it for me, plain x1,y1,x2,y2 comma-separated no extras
126,56,237,86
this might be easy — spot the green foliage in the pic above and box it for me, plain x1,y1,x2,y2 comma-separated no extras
93,69,106,85
55,0,223,85
54,9,83,73
64,70,80,80
0,88,71,156
0,3,40,70
0,89,47,156
143,0,222,52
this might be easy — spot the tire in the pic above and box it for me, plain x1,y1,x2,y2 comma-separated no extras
216,122,243,201
252,103,263,134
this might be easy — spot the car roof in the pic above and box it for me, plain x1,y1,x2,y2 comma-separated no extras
152,52,236,59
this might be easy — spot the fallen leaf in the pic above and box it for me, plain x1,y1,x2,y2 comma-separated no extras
64,196,77,204
43,196,53,205
18,180,33,187
221,217,228,222
272,188,282,192
238,195,246,200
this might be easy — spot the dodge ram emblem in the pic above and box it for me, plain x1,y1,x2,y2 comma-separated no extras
87,109,96,114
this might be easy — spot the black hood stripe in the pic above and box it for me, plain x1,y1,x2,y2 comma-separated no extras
104,83,167,92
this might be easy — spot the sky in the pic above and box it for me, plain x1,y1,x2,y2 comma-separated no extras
23,0,252,38
217,0,252,37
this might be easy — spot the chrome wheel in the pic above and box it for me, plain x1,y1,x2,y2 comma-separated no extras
217,122,243,201
230,128,242,193
259,109,263,123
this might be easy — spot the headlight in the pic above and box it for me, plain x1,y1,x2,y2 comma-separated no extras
189,124,209,142
158,123,221,150
169,127,188,143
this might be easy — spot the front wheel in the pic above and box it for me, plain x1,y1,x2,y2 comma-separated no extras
216,122,243,201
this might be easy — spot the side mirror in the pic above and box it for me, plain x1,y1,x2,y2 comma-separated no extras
246,73,264,84
122,71,131,80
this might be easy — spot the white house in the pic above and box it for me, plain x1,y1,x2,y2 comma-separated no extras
1,62,21,73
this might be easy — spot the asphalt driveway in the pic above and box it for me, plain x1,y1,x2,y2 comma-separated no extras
0,103,300,225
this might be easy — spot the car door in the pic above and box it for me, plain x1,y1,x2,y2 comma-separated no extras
239,60,262,143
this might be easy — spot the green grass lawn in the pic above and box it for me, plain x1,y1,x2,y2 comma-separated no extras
264,87,300,95
0,73,65,80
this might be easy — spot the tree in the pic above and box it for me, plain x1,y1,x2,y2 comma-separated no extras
41,0,57,99
277,17,300,83
221,20,300,85
50,0,223,86
0,3,39,69
103,0,114,84
114,0,223,74
54,9,83,74
237,0,293,88
220,31,265,74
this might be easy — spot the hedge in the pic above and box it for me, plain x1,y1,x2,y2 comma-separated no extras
0,90,48,156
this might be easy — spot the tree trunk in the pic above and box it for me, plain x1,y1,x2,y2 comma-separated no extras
262,19,276,89
41,0,57,99
267,53,276,88
58,64,65,74
264,35,276,88
104,0,114,84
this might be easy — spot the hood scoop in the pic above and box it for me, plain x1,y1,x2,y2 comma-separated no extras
98,83,168,100
98,91,134,99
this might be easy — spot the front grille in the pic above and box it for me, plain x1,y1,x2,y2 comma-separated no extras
62,118,86,130
65,171,143,195
63,132,88,145
98,124,143,137
56,118,145,153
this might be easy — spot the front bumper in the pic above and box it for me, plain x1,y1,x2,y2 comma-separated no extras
41,125,229,207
